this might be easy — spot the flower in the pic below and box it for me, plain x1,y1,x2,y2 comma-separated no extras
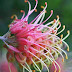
0,0,70,72
0,61,17,72
50,57,64,72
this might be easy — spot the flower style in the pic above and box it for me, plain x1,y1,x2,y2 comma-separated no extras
0,0,70,72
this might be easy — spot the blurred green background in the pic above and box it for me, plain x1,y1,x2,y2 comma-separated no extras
0,0,72,51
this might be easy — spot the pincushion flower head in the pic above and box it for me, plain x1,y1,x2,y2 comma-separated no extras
0,0,70,72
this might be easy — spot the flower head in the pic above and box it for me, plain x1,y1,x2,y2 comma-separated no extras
0,0,70,72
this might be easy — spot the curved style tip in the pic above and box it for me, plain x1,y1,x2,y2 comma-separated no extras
35,0,37,2
45,2,47,5
67,47,69,51
24,0,28,3
65,55,68,59
62,58,64,62
57,15,59,18
63,25,65,29
35,9,37,12
51,10,53,13
67,30,70,34
11,15,17,20
20,10,25,13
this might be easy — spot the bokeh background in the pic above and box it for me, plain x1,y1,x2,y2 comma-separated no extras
0,0,72,72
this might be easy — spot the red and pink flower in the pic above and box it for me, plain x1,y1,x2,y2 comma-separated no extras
0,0,70,72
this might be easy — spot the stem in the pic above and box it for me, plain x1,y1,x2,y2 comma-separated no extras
0,36,6,41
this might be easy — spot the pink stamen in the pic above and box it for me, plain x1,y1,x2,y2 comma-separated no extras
29,2,47,24
23,0,38,21
21,10,25,20
24,10,53,35
40,10,53,24
21,38,54,59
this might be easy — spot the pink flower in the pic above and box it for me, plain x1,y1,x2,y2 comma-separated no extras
0,0,70,72
0,61,17,72
50,57,64,72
